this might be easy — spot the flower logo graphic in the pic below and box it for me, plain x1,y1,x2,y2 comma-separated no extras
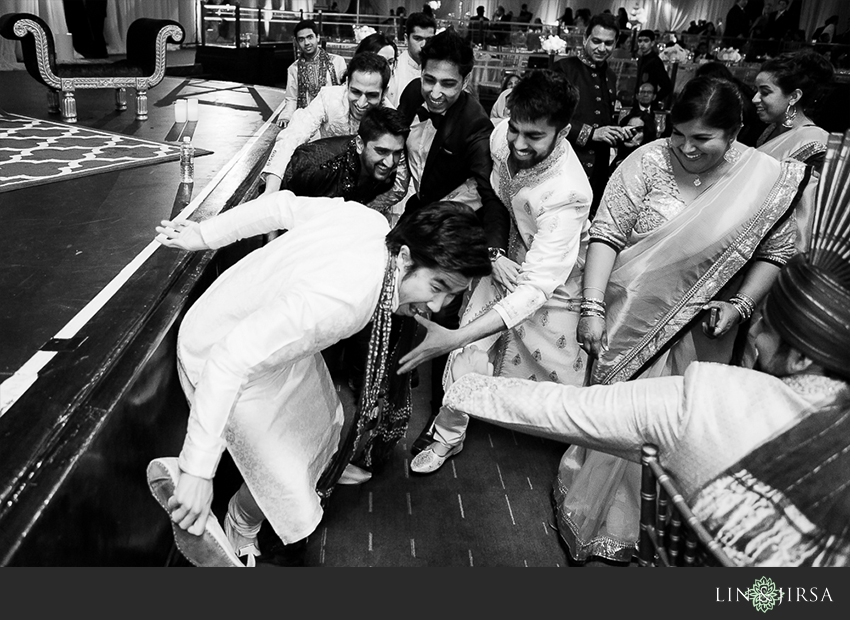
746,577,784,612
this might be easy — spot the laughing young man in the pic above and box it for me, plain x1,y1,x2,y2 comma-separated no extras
400,70,594,473
147,196,490,567
263,52,393,195
395,29,510,448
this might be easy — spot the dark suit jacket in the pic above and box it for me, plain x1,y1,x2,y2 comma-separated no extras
282,135,393,204
398,79,509,251
725,4,750,39
635,51,673,105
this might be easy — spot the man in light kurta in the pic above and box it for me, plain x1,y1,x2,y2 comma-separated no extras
262,52,394,195
401,70,594,474
146,194,491,567
276,19,347,128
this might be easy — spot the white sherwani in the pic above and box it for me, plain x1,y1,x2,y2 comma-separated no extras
432,120,592,446
177,191,390,543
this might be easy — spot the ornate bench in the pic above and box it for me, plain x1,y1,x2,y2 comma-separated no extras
0,12,184,123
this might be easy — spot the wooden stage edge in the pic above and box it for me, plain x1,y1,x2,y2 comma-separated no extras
0,101,277,566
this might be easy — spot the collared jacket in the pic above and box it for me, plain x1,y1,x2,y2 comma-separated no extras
398,80,509,251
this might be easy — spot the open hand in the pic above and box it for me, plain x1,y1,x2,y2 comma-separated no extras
397,314,461,374
167,470,214,536
155,219,208,251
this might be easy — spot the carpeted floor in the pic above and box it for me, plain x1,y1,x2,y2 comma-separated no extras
303,358,573,567
0,112,204,193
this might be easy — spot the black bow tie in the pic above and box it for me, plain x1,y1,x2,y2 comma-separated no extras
417,106,445,130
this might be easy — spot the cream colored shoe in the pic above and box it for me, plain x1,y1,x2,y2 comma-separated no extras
146,457,243,567
409,441,464,474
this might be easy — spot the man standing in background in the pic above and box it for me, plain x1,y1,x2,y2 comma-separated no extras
554,13,627,217
389,12,436,107
276,19,347,128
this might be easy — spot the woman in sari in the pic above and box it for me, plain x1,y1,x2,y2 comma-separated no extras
754,51,835,251
562,77,809,564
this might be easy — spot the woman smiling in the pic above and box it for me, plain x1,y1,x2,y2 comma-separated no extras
558,77,811,564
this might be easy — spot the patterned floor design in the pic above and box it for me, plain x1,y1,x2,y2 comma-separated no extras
303,360,574,567
0,113,183,193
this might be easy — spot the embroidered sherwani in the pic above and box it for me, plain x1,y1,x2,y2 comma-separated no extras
431,119,592,447
554,51,617,213
279,52,347,124
262,84,394,184
176,192,390,544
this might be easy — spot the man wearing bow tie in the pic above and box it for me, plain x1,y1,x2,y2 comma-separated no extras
396,29,510,452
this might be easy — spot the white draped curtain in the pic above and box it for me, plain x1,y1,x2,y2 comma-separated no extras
1,0,196,70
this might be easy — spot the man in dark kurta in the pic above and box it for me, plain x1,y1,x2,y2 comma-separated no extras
554,13,627,217
283,106,408,211
634,29,673,107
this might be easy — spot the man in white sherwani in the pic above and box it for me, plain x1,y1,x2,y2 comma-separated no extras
401,70,595,474
147,194,491,567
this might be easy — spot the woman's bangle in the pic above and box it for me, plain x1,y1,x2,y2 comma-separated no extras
583,286,607,297
728,294,755,322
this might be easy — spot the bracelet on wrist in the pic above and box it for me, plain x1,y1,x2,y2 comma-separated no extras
488,247,506,262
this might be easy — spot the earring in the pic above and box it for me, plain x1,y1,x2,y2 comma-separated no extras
782,102,797,128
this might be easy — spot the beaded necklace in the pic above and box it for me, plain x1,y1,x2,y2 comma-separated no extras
317,255,414,497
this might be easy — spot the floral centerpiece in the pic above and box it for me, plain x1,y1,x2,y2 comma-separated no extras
541,34,566,56
718,47,743,64
353,25,377,44
660,43,689,63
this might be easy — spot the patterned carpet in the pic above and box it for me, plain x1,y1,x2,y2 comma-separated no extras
303,359,573,567
0,112,194,193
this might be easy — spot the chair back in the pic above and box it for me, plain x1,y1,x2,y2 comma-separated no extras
639,444,736,567
126,18,185,75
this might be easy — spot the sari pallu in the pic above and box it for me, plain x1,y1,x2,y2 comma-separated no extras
556,144,808,563
757,123,829,252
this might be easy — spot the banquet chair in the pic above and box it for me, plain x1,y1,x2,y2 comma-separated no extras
0,12,184,123
638,444,736,567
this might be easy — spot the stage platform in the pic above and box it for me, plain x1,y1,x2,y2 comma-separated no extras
0,70,284,565
0,68,572,568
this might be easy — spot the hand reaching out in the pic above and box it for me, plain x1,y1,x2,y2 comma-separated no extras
155,219,208,251
397,314,462,374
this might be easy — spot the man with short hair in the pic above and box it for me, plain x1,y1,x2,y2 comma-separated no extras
397,29,510,446
148,197,492,567
403,70,594,474
634,29,672,106
262,52,393,195
282,106,409,213
554,13,628,217
277,20,347,128
389,12,436,107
